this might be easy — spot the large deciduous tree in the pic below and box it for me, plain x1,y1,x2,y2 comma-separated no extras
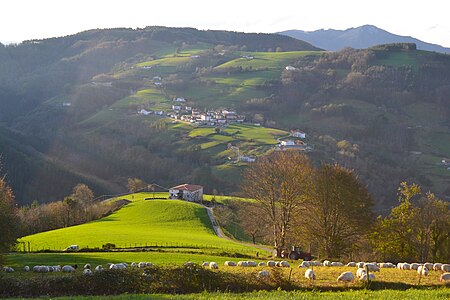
127,178,147,193
242,151,313,255
299,164,374,259
0,175,19,258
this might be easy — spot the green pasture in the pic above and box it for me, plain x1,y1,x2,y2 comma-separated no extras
18,194,260,253
111,89,170,111
371,50,433,70
204,70,281,86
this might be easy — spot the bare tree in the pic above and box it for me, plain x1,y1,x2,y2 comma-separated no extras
242,151,313,255
127,178,147,193
0,174,19,256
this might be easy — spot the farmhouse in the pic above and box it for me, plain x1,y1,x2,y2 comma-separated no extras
291,130,306,139
169,184,203,202
285,66,296,71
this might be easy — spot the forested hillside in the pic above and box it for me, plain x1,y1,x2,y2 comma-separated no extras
0,27,449,212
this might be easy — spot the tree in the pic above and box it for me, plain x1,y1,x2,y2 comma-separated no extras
0,175,19,256
127,178,147,193
242,151,313,255
299,164,374,259
71,183,94,204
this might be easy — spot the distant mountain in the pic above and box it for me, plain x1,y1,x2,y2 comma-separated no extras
279,25,450,54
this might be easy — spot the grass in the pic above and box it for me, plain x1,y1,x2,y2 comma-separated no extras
110,89,170,111
18,193,262,253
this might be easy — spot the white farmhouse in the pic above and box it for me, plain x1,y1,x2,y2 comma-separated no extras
285,66,296,71
138,109,152,116
169,184,203,202
172,105,182,111
280,140,296,146
291,130,306,139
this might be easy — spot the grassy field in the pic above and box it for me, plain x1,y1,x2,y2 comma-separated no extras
17,193,261,253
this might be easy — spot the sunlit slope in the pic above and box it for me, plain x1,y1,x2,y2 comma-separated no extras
20,195,257,252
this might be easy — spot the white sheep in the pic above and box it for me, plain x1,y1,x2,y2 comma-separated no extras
258,262,265,267
145,262,153,267
257,270,269,278
131,262,137,267
279,261,290,268
209,262,218,269
311,261,322,266
224,261,236,267
184,262,195,267
359,273,376,281
423,263,433,270
95,265,103,272
138,262,146,268
38,266,50,273
23,266,30,272
417,265,428,276
201,262,209,267
346,262,356,267
331,262,344,267
83,269,93,275
246,261,257,267
62,265,75,273
115,263,127,269
323,260,331,267
267,261,277,267
379,262,395,268
440,272,450,282
109,264,118,270
304,268,316,280
356,268,367,278
363,263,380,272
337,271,355,282
357,262,365,268
442,264,450,272
433,263,442,271
402,263,411,270
84,263,91,269
52,266,61,272
3,267,14,273
410,263,419,270
299,261,310,268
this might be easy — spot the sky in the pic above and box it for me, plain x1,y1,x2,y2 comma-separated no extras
1,0,450,47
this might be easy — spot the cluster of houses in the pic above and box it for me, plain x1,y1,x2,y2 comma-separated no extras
276,130,312,151
441,159,450,170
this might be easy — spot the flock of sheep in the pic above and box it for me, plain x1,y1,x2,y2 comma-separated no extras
2,260,450,283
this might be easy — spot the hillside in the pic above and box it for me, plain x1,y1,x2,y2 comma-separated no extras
279,25,450,53
19,193,259,253
0,27,449,212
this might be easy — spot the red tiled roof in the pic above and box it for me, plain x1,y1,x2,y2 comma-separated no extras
170,184,203,192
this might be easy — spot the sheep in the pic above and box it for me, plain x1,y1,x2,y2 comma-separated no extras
237,261,249,267
397,262,403,269
337,271,355,282
323,260,331,267
279,261,290,268
51,266,61,272
423,263,433,270
356,268,367,278
95,265,103,272
209,262,218,269
3,267,14,273
138,262,146,268
379,262,395,268
346,262,357,267
304,268,316,280
331,262,344,267
23,266,30,272
363,263,380,272
224,261,236,267
440,273,450,282
402,263,411,270
267,261,277,267
62,265,75,273
83,269,93,275
410,263,419,270
109,264,118,270
299,261,310,268
257,270,269,278
258,262,266,267
131,262,137,268
359,273,376,281
246,261,257,267
442,264,450,272
202,262,209,267
36,266,50,273
115,263,127,270
184,262,195,267
145,262,153,267
107,263,113,268
310,261,322,267
357,262,365,268
417,265,428,276
83,263,91,269
433,263,443,271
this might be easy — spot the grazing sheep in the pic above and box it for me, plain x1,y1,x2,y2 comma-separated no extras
337,271,355,282
410,263,419,270
209,262,218,269
95,265,103,272
184,262,195,267
346,262,356,267
52,266,61,272
311,261,322,267
331,262,344,267
258,270,269,278
247,261,257,267
357,262,365,268
62,265,75,273
107,263,113,268
417,265,428,276
299,261,310,268
304,268,316,280
83,269,93,275
433,263,443,271
201,262,209,267
39,266,50,273
145,262,153,267
379,262,395,268
359,273,376,281
363,263,380,272
267,261,277,267
131,262,137,267
224,261,236,267
279,261,290,268
258,262,265,267
356,268,367,279
3,267,14,273
109,264,118,270
115,263,127,270
84,264,91,269
402,263,411,270
237,261,249,267
23,266,30,272
440,273,450,282
323,260,331,267
441,264,450,272
423,263,433,270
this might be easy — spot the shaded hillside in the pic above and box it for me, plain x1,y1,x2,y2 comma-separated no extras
279,25,450,54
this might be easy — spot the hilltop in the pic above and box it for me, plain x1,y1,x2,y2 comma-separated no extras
0,27,449,211
279,25,450,53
